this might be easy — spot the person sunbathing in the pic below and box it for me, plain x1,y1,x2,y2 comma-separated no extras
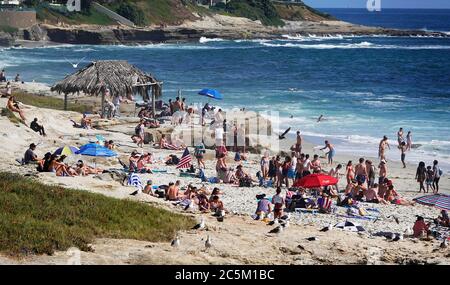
159,134,183,150
166,181,181,201
385,186,415,206
143,180,158,196
49,155,76,177
75,160,103,176
136,153,153,173
210,195,226,215
364,183,389,205
6,96,26,121
198,194,210,213
80,114,92,129
104,140,115,150
435,210,449,227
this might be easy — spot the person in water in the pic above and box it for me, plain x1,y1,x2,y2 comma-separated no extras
317,114,324,122
406,131,412,151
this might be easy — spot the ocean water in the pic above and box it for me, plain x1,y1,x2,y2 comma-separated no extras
0,9,449,170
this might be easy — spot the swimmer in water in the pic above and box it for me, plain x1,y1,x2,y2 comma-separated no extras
317,115,324,122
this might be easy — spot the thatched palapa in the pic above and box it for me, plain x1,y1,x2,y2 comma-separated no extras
51,60,162,115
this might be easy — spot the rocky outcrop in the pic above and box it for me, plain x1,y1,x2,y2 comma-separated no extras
0,32,15,47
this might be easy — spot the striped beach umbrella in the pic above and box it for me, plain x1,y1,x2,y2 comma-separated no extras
414,194,450,211
54,146,79,156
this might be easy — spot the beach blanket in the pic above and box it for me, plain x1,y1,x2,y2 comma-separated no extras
336,214,377,221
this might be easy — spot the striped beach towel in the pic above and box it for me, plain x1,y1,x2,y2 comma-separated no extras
128,173,143,192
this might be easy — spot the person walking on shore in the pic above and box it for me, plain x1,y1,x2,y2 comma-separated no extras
378,136,390,161
406,131,412,151
433,160,441,193
415,161,427,193
397,128,404,145
398,141,407,168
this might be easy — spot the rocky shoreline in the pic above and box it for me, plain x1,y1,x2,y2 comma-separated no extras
1,20,449,47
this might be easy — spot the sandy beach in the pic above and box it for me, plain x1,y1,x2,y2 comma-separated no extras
0,81,448,265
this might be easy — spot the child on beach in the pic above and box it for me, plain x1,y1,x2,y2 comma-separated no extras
345,160,354,185
260,153,270,179
425,166,435,193
272,188,285,219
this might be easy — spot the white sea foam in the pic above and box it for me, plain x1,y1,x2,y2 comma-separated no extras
199,37,226,43
261,41,450,50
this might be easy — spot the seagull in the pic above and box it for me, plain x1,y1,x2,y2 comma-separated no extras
278,127,291,140
184,200,194,211
205,235,212,249
280,213,291,221
280,220,290,228
440,239,448,249
64,56,86,68
387,215,400,224
385,232,396,240
267,218,279,226
192,217,205,230
320,224,333,232
217,210,225,222
269,225,283,234
392,233,403,242
171,235,180,247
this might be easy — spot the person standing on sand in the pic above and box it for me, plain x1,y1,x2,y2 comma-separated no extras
354,158,368,184
345,160,354,185
397,127,404,145
398,141,407,168
378,136,390,161
320,140,335,165
433,160,441,193
378,159,388,182
0,69,6,82
329,164,342,192
366,160,376,188
260,152,270,179
272,187,285,219
415,161,427,193
295,131,302,157
406,131,412,151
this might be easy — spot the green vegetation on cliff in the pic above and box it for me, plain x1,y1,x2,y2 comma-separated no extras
29,0,332,27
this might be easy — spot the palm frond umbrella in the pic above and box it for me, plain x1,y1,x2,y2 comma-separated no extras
51,60,163,117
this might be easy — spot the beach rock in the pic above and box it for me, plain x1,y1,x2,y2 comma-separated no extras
0,32,14,47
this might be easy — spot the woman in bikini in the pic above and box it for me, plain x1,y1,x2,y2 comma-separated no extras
345,160,355,185
6,96,26,121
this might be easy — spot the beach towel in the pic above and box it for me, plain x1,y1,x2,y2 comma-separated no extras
336,214,377,221
127,173,143,192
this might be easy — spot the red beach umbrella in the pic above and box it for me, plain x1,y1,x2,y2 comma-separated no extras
293,173,338,188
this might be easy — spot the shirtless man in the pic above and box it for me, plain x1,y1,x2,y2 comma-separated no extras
320,140,335,165
311,154,321,173
354,157,368,184
294,131,302,157
378,160,388,192
378,135,390,161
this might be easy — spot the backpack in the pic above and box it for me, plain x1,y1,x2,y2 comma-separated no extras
239,177,252,187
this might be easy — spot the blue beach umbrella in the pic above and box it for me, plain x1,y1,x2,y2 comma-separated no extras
75,143,117,157
198,89,223,100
